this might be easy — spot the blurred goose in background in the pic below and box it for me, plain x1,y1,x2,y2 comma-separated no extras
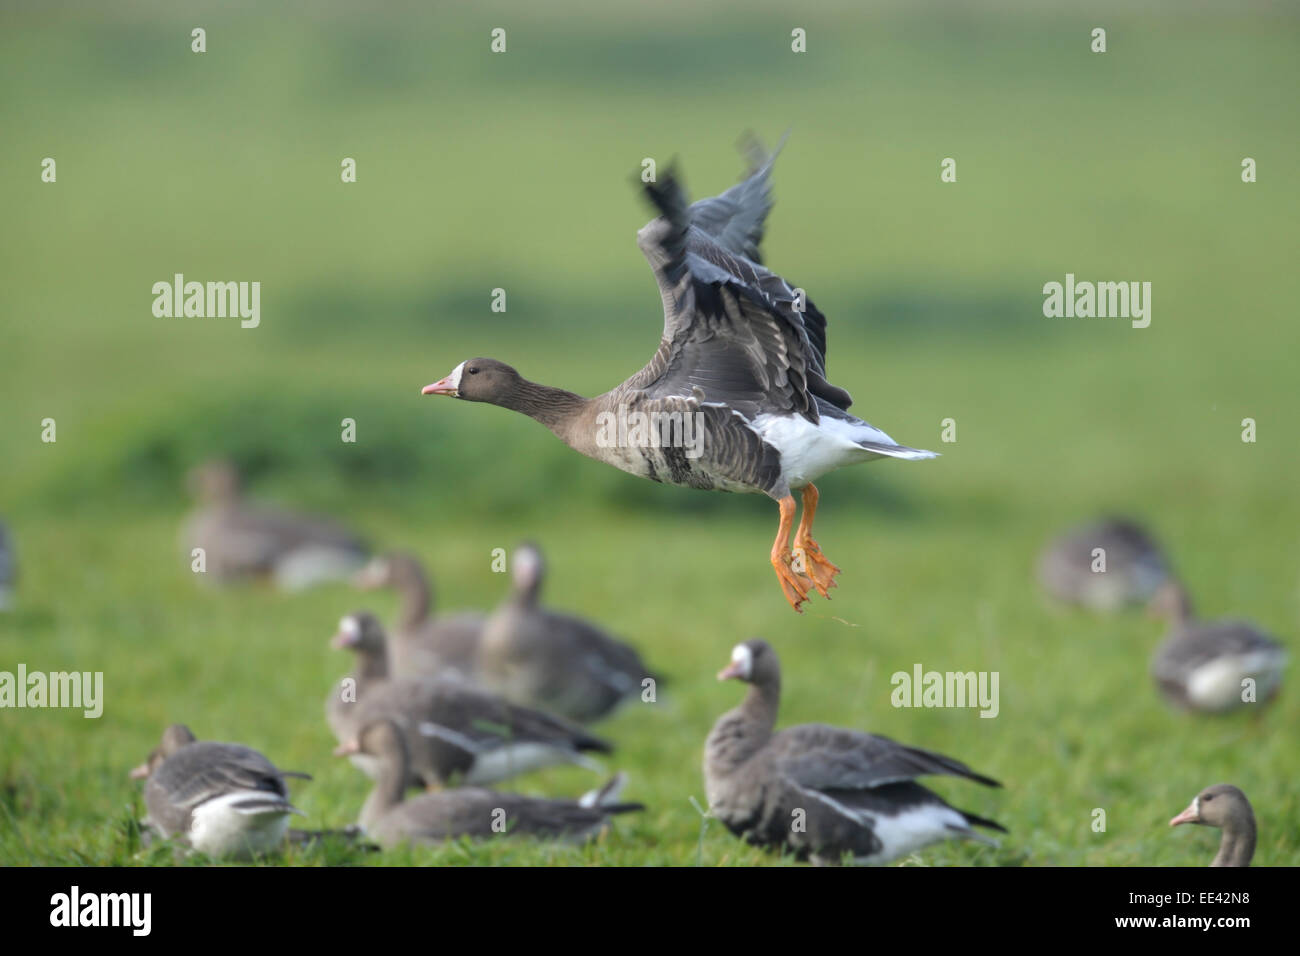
353,551,485,680
478,543,659,723
129,724,309,859
1170,784,1256,866
327,613,612,788
1038,517,1170,610
0,520,15,610
423,136,935,612
180,459,368,590
1149,581,1286,713
336,720,642,848
704,640,1005,865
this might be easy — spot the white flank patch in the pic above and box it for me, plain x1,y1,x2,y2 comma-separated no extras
854,804,974,864
463,743,581,785
274,547,363,591
189,791,293,859
1187,649,1287,711
749,413,929,488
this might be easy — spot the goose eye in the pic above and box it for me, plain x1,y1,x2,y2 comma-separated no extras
1203,794,1214,801
468,367,479,375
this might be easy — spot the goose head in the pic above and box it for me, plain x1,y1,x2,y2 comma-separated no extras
422,358,522,404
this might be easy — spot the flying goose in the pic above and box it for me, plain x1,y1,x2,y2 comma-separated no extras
1170,784,1256,866
353,551,486,680
326,612,612,788
1148,581,1287,713
335,719,643,848
180,459,368,590
128,724,309,859
1038,517,1170,610
704,639,1005,865
422,138,936,612
0,520,15,610
477,543,660,722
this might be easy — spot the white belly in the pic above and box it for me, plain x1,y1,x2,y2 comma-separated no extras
189,791,293,859
1186,650,1286,711
853,804,973,865
750,413,894,488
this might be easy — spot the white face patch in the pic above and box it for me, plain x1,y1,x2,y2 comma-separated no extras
512,546,542,590
445,361,466,395
730,643,754,679
339,616,360,639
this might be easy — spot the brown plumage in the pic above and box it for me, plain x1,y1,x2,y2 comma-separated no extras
1169,784,1256,866
326,612,612,789
421,138,934,612
704,640,1004,865
353,551,485,680
336,720,643,848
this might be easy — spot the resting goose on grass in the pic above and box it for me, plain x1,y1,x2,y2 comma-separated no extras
129,724,309,860
704,640,1004,865
422,137,935,612
336,720,642,848
1038,517,1171,610
180,459,368,590
1148,581,1286,714
327,612,612,788
1170,784,1256,867
477,543,660,722
353,551,486,681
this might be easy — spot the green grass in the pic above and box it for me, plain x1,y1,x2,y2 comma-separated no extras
1,1,1297,866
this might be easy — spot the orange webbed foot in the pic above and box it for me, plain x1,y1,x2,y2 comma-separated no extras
792,536,840,599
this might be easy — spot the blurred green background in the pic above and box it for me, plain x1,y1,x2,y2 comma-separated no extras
1,1,1297,865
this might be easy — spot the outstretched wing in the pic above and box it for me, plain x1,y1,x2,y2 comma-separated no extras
629,160,851,422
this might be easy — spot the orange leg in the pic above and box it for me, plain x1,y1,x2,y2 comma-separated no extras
792,484,840,598
771,495,811,612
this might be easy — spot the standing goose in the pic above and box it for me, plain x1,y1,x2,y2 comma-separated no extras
128,724,309,859
477,543,659,722
1148,581,1287,713
422,139,936,612
1038,517,1171,610
336,720,643,848
704,640,1005,865
1169,784,1256,866
180,459,368,590
326,613,612,788
353,551,486,680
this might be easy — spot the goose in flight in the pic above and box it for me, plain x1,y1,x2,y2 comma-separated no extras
423,138,936,611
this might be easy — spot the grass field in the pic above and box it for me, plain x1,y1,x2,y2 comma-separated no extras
2,1,1297,866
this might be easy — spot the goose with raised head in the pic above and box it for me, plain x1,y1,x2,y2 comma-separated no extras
180,459,368,590
129,724,309,859
353,551,485,680
1149,581,1286,713
326,613,612,788
422,138,935,612
1170,784,1256,866
704,640,1004,865
477,543,659,722
335,719,643,848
